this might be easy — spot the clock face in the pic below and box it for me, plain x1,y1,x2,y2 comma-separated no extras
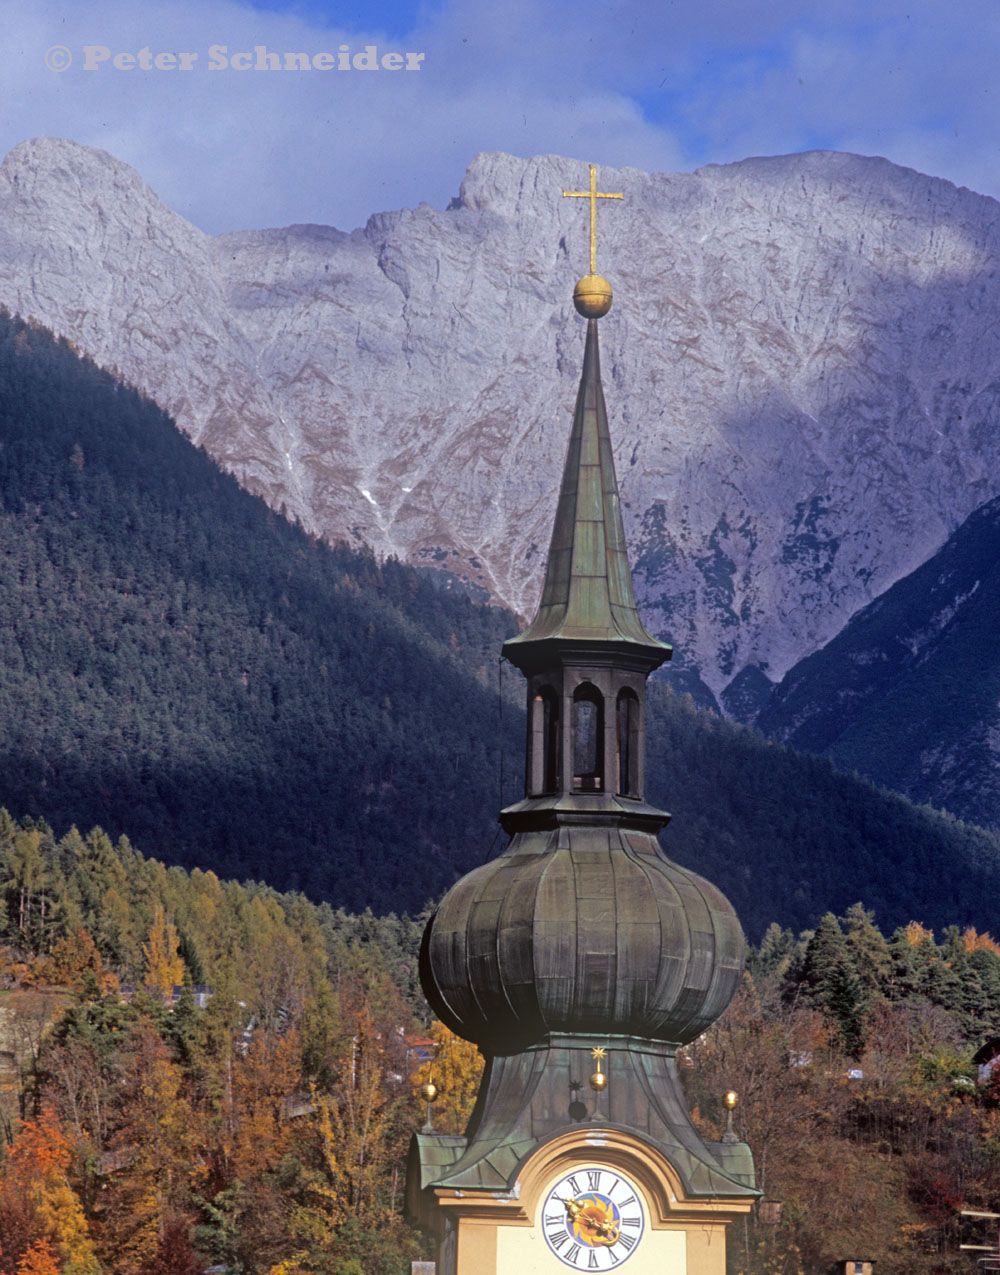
540,1165,646,1268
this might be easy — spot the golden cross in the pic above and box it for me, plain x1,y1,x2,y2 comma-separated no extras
562,164,623,275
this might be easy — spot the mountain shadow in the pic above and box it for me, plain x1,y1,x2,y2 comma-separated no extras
2,308,1000,938
756,495,1000,830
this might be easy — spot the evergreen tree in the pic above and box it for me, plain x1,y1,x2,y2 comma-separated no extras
748,922,794,983
887,925,926,1001
798,912,865,1055
843,901,891,1002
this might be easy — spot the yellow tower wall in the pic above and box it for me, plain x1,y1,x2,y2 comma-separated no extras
428,1130,752,1275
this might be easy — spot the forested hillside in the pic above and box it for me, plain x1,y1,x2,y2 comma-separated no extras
0,809,434,1273
647,687,1000,940
2,812,1000,1272
685,907,1000,1273
1,307,1000,940
755,495,1000,830
0,309,521,914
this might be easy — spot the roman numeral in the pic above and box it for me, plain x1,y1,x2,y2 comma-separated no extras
587,1170,602,1191
549,1228,570,1250
618,1232,636,1251
606,1176,619,1196
567,1174,582,1195
545,1213,564,1226
565,1244,582,1265
622,1215,641,1228
588,1254,600,1270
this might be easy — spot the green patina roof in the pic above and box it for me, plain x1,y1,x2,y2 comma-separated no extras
506,318,669,652
410,1038,758,1200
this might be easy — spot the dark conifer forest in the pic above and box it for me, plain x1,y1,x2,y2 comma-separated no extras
756,493,1000,830
0,310,521,914
1,307,999,940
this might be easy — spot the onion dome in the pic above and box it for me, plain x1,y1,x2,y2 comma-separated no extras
421,825,744,1054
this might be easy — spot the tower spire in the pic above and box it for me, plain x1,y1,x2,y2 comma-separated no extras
505,316,669,652
508,165,668,656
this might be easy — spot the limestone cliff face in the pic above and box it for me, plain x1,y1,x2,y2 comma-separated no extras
3,137,1000,704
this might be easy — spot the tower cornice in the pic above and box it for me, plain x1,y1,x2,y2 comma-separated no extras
498,793,669,836
502,635,670,678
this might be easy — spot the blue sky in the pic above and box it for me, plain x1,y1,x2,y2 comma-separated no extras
2,0,998,233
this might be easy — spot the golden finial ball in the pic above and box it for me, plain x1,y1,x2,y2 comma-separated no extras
573,274,613,318
420,1081,438,1103
724,1090,738,1111
590,1068,608,1092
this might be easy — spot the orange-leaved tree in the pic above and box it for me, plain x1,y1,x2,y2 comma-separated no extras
96,1018,195,1274
46,929,117,996
0,1107,99,1275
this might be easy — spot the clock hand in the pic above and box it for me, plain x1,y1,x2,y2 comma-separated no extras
557,1196,621,1244
592,1215,620,1243
557,1196,585,1225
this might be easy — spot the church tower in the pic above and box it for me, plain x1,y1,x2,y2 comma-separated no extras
408,165,757,1275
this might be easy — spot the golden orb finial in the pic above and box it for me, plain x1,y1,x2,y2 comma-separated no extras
722,1089,739,1142
573,274,613,318
589,1045,608,1091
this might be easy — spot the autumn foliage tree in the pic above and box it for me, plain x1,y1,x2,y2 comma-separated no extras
0,1109,98,1275
141,905,184,999
46,929,114,996
95,1017,196,1273
411,1021,483,1136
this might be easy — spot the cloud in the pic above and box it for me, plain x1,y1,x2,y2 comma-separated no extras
0,0,998,234
661,0,1000,195
0,0,686,231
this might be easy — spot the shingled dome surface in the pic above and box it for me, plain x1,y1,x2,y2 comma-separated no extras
421,822,744,1054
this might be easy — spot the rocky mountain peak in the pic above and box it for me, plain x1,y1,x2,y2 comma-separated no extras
3,138,1000,706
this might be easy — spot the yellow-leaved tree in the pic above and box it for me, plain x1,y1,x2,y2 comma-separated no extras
316,1006,398,1222
142,903,184,998
411,1020,483,1136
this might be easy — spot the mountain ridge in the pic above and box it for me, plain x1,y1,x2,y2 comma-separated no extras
5,138,1000,706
